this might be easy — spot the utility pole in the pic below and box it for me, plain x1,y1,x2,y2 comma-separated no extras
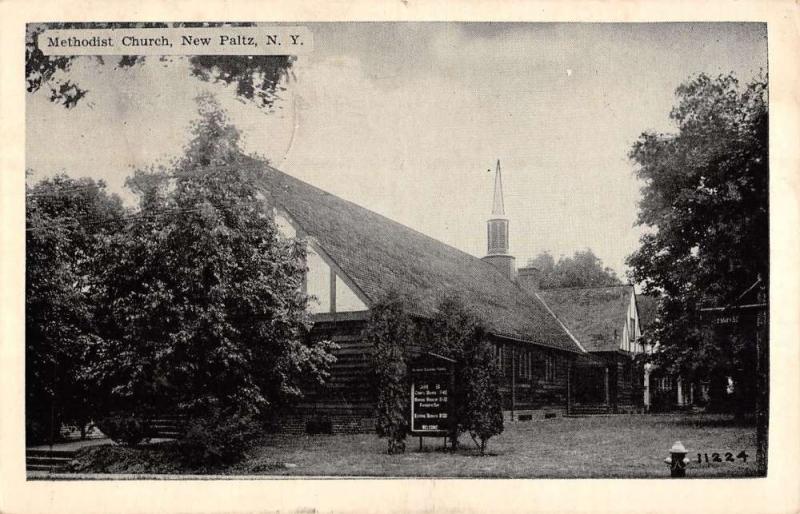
755,289,768,474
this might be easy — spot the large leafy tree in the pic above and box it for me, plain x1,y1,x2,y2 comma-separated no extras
626,73,768,413
527,249,622,289
26,175,125,443
26,22,293,110
89,95,335,430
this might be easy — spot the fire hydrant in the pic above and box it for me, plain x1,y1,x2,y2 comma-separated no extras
664,441,690,477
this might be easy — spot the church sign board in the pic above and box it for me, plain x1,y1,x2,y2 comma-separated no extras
409,352,456,437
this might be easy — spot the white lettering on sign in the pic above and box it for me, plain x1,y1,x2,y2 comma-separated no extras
410,374,450,433
713,315,739,325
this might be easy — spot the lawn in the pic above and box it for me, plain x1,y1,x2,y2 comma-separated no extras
63,413,759,478
227,413,759,478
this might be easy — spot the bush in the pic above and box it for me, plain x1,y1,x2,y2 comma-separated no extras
365,293,415,454
73,410,262,473
460,343,504,455
97,413,151,446
367,294,504,455
71,442,183,474
177,410,260,467
427,297,503,454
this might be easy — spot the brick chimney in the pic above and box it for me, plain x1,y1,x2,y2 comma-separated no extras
517,265,541,294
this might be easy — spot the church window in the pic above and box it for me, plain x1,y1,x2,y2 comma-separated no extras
495,344,505,375
629,317,636,342
517,348,527,378
523,350,532,379
545,353,556,382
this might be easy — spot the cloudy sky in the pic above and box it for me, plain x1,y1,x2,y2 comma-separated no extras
26,23,767,277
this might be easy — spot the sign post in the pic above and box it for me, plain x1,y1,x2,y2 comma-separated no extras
409,353,456,450
699,280,768,475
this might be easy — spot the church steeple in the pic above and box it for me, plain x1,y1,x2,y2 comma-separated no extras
482,160,516,281
492,159,505,216
487,160,509,256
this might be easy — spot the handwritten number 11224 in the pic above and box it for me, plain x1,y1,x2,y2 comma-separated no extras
697,451,748,463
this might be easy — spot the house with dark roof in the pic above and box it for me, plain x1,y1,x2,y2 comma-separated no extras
537,285,650,413
256,158,647,433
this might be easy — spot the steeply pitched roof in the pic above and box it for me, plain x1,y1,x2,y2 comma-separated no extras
536,285,634,353
635,294,659,332
254,161,583,354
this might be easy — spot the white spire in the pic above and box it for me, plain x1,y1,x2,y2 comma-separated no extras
492,159,505,216
486,159,510,257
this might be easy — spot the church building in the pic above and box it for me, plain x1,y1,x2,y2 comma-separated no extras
255,157,648,433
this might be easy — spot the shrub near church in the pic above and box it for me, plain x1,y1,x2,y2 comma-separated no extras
368,295,503,455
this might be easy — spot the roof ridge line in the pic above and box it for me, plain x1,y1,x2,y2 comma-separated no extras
489,331,583,353
534,292,588,354
539,283,633,291
263,164,494,267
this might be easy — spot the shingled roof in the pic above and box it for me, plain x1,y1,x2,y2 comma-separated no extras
253,161,583,354
536,285,634,353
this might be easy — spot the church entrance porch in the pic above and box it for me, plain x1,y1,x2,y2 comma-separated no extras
572,365,608,406
567,357,615,415
571,363,610,415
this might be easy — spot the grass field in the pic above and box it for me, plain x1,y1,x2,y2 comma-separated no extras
228,413,759,478
58,413,759,478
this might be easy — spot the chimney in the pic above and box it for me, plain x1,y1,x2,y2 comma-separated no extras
483,254,517,282
517,265,541,293
481,160,517,282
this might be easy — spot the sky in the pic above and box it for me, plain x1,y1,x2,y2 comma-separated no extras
26,23,767,277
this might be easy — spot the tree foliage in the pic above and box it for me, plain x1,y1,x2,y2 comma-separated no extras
365,292,416,454
626,73,768,413
25,95,336,455
426,298,502,455
366,293,503,455
88,95,336,432
527,249,622,289
26,23,293,110
26,175,125,443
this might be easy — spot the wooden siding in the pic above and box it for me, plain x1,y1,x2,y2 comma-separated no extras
285,318,582,433
492,337,574,412
299,318,375,417
304,320,578,416
589,351,642,410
